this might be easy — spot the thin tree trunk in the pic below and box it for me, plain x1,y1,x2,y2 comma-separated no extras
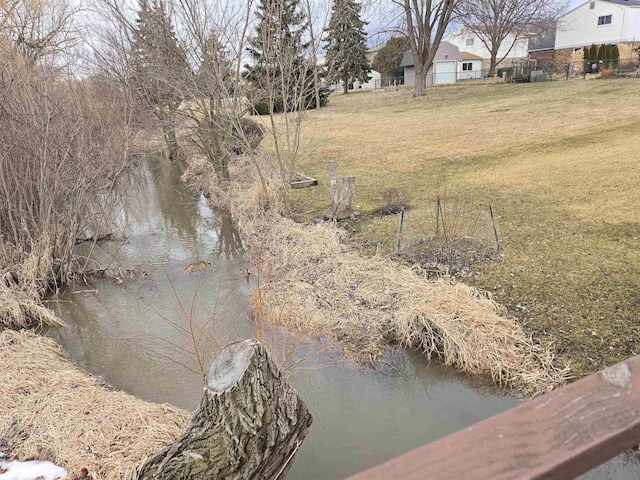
134,340,312,480
163,115,180,163
343,75,349,94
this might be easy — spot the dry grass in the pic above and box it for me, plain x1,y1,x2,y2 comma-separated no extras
287,79,640,378
0,329,190,480
187,154,569,396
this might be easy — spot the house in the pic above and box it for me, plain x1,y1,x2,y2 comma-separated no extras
365,44,385,65
459,52,484,80
400,42,482,86
443,27,530,72
530,0,640,65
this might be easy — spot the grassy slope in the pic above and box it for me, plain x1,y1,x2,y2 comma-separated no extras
288,80,640,377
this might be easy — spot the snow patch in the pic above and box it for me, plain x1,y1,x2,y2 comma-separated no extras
0,460,67,480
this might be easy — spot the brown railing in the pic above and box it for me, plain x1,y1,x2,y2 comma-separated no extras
346,354,640,480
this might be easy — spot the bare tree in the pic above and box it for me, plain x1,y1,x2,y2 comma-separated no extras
455,0,566,76
1,0,79,64
396,0,458,97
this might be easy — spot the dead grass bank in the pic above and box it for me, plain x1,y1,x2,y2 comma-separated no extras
288,80,640,378
185,156,569,396
0,330,190,480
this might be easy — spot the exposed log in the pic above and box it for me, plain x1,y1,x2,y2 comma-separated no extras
135,340,312,480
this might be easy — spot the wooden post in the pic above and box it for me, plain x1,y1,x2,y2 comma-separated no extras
340,175,355,213
134,340,312,480
489,205,500,252
327,161,340,213
395,209,405,254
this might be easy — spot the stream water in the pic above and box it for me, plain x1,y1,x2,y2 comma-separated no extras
49,157,640,479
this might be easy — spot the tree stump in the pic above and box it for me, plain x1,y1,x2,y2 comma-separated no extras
135,340,312,479
328,160,340,211
340,175,355,212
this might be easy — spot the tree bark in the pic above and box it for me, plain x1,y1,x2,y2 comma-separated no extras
413,65,427,97
163,114,180,163
135,340,312,480
328,161,340,214
489,50,499,77
341,175,355,213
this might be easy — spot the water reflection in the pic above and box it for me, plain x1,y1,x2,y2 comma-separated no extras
49,156,640,480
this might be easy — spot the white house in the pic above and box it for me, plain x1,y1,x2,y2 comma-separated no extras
443,27,530,71
529,0,640,68
556,0,640,50
400,42,482,86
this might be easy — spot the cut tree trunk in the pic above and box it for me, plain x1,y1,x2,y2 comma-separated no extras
341,176,355,212
134,340,312,480
328,161,340,213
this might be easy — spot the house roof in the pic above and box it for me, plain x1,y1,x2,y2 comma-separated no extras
366,44,386,54
561,0,640,19
528,35,556,52
400,50,413,68
399,42,461,67
460,51,482,60
601,0,640,5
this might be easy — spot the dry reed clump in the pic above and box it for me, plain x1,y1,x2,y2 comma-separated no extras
186,156,570,397
0,284,61,329
0,330,191,480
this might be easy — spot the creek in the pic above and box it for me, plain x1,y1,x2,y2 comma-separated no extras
49,157,640,479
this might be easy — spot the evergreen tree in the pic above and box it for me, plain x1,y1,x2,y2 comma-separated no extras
130,0,189,162
597,43,608,68
589,44,598,69
611,43,620,70
245,0,316,113
323,0,370,94
583,46,591,73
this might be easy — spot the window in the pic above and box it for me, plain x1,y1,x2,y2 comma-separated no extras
590,1,595,9
598,14,612,25
466,38,474,46
462,62,473,71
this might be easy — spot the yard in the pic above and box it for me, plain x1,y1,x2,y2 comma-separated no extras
288,79,640,378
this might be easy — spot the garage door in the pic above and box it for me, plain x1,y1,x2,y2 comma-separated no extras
434,61,456,85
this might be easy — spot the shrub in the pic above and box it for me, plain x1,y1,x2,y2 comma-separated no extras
376,188,410,214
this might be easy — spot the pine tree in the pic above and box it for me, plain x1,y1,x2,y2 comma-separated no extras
245,0,312,113
130,0,189,162
323,0,370,94
589,44,598,70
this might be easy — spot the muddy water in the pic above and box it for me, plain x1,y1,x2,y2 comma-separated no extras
50,158,640,480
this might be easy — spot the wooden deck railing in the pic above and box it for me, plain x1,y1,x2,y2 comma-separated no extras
346,354,640,480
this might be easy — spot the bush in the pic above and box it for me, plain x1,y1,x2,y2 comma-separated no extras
599,68,615,79
376,188,410,214
250,86,329,115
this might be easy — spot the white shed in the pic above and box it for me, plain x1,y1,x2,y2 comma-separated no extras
458,52,483,80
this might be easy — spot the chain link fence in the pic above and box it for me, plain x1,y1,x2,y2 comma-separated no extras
374,57,639,89
499,57,640,82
